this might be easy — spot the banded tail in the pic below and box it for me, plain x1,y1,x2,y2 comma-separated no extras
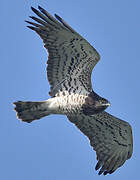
13,101,50,123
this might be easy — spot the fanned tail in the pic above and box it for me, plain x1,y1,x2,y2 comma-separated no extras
13,101,50,123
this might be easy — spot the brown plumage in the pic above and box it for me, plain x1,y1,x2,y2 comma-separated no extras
13,6,133,175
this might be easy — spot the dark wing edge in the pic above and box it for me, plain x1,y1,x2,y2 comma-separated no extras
25,6,100,96
67,111,133,175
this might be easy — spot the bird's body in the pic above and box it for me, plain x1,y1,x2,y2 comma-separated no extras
13,6,133,175
14,91,109,122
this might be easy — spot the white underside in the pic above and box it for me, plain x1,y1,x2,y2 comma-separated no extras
46,92,88,114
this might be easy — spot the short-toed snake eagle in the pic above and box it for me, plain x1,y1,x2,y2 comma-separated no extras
13,6,133,175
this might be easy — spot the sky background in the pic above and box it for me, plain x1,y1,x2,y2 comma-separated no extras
1,0,140,179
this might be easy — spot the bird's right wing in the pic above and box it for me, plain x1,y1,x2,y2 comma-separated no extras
26,6,100,96
67,111,133,175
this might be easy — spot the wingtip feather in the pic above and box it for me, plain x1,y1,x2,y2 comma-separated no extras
26,26,36,31
31,6,37,12
38,5,44,11
54,14,62,21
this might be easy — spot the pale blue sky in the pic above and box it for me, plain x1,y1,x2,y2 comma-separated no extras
1,0,140,179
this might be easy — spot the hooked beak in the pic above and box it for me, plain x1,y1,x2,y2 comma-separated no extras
105,101,111,107
95,101,110,108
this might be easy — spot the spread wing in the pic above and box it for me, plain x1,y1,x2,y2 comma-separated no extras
26,6,100,96
67,112,133,175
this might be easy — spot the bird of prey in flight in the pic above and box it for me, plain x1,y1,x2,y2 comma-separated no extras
13,6,133,175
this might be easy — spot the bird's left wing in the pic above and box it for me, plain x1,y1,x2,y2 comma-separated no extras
67,112,133,175
26,6,100,96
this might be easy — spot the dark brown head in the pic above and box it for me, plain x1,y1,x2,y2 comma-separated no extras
94,97,110,112
82,92,110,115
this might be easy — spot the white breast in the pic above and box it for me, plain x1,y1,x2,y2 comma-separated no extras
47,91,88,114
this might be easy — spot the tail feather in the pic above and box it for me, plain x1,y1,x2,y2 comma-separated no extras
13,101,50,123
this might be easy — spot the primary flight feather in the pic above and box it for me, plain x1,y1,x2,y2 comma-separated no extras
13,6,133,175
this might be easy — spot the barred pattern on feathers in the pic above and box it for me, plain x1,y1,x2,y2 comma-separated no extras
13,6,133,176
